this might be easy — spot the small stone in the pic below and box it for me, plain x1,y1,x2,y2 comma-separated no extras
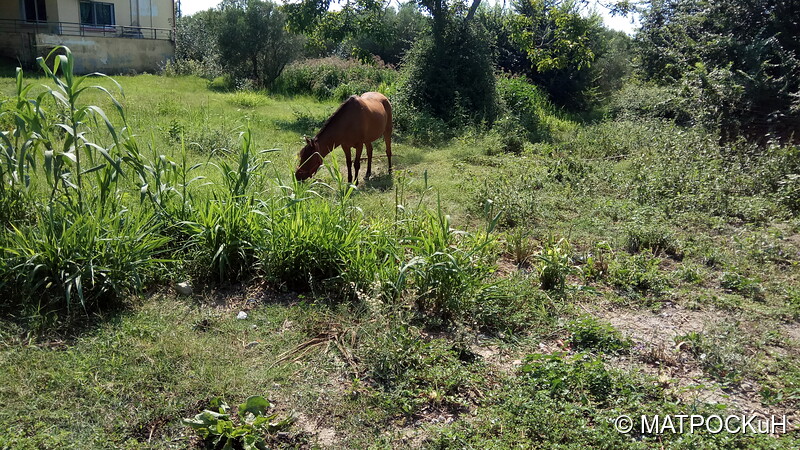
236,311,248,320
175,281,193,296
245,341,259,349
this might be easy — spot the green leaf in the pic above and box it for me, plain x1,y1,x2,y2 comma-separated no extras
182,410,228,430
238,395,271,421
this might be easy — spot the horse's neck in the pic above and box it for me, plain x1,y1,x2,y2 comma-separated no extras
316,99,357,154
315,126,341,156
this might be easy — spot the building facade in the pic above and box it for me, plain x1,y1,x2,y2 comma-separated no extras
0,0,176,74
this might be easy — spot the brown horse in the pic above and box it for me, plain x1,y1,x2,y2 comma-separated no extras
295,92,392,184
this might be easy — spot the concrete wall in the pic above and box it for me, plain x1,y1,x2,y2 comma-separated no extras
0,31,34,64
36,34,174,74
0,2,21,19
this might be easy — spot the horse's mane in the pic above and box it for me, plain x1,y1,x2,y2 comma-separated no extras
316,95,358,137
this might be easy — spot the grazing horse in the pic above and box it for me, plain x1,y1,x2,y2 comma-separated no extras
295,92,392,184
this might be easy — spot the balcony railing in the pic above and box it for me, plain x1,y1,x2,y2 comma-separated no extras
0,19,174,41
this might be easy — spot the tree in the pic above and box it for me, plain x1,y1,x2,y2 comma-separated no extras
216,0,303,87
285,0,496,124
637,0,800,141
399,17,498,125
479,0,606,109
345,2,428,65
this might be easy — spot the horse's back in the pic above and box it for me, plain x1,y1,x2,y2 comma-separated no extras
354,92,391,141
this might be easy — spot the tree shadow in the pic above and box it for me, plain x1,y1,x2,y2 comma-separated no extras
273,110,327,136
0,56,21,78
362,172,394,191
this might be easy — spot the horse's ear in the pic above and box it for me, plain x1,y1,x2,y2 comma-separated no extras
304,136,312,145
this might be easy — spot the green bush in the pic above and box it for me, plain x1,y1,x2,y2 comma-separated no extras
676,323,748,383
630,127,799,221
359,322,485,417
183,396,294,449
609,253,668,298
427,352,666,447
1,207,168,312
536,237,576,293
470,159,545,229
496,76,553,142
392,102,452,146
720,271,765,301
624,222,681,257
272,57,397,100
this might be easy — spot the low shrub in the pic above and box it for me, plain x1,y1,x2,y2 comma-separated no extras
359,322,485,417
608,252,668,298
607,81,693,125
568,317,633,354
676,323,749,383
624,222,681,257
1,207,168,312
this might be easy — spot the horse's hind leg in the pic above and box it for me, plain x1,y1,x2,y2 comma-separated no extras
384,131,392,173
354,143,363,185
365,142,374,179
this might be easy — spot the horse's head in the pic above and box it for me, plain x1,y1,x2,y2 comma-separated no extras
295,136,323,181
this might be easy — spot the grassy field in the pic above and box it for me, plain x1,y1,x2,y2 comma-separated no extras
1,64,800,449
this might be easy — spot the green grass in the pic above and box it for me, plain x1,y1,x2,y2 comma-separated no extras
1,59,800,448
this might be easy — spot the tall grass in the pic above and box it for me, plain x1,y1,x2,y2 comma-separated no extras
0,48,171,312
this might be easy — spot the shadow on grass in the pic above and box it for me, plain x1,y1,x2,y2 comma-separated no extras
362,172,394,191
273,109,327,136
0,56,22,78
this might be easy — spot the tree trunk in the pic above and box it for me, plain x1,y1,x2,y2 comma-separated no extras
466,0,481,21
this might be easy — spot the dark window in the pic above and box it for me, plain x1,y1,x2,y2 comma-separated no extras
23,0,47,22
80,2,116,27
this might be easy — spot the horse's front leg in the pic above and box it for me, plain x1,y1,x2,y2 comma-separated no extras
343,146,353,183
354,143,364,185
365,142,373,179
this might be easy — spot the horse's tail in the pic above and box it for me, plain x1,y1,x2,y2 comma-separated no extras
383,97,393,136
382,96,393,172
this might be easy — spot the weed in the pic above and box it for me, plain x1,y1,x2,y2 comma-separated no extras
581,241,612,282
720,271,765,301
183,396,294,449
359,322,485,417
624,222,681,257
2,205,168,312
568,317,633,354
504,227,537,266
674,263,706,284
272,57,396,100
227,91,267,108
535,237,576,293
609,252,668,298
676,323,749,384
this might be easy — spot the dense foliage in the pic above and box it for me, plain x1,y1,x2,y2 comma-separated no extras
637,0,800,141
397,18,498,126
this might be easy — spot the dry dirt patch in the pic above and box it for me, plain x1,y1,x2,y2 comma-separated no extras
589,302,798,427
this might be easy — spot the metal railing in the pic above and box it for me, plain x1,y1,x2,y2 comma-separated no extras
0,19,174,41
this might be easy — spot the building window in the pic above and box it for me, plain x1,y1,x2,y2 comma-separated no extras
80,2,116,27
23,0,47,22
